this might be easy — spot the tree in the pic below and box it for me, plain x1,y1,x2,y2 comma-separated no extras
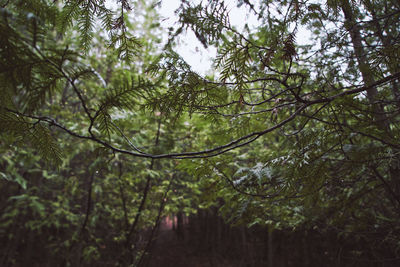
0,0,197,265
1,0,400,265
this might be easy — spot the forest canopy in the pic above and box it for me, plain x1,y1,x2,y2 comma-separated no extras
1,0,400,266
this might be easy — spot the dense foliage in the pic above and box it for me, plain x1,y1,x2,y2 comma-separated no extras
1,0,400,266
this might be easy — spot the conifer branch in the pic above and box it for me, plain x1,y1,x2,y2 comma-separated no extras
5,69,399,160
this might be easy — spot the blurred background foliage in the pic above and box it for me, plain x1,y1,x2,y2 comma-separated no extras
1,0,400,266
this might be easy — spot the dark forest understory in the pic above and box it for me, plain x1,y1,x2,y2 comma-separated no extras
145,211,400,267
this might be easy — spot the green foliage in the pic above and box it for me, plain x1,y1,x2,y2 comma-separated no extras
0,112,62,167
58,0,115,52
1,0,400,265
215,37,252,89
177,0,230,48
30,123,63,167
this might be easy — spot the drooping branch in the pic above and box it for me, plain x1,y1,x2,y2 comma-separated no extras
4,71,399,160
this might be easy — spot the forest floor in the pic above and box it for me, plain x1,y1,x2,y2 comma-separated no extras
146,219,236,267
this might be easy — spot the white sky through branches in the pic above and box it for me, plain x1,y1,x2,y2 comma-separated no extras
158,0,312,75
105,0,312,75
158,0,260,75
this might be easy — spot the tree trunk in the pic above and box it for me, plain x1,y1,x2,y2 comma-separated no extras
267,225,274,267
176,211,184,240
341,0,388,130
341,0,400,211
